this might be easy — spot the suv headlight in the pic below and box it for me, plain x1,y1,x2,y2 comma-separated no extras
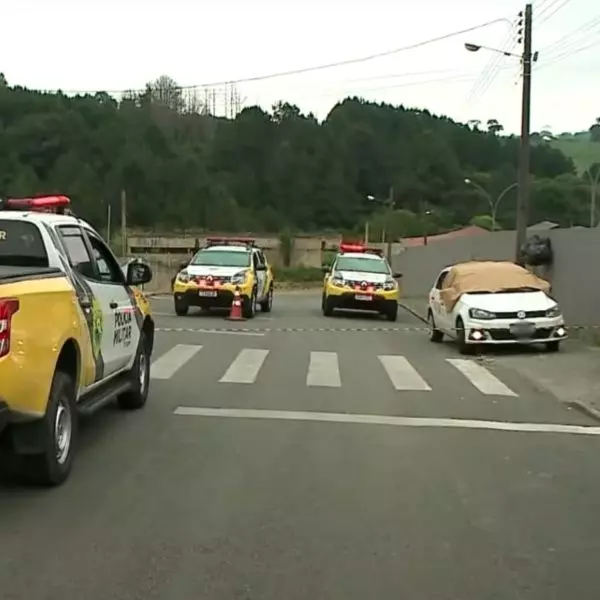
231,270,249,285
546,305,561,318
331,274,344,287
177,270,190,283
383,276,397,291
469,308,495,320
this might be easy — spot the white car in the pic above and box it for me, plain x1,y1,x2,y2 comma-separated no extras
427,261,567,353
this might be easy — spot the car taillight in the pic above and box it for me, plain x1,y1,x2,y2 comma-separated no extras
0,298,19,358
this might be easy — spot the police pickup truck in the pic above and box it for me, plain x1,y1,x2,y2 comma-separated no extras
0,195,154,486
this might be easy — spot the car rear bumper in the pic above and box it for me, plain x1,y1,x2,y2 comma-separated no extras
174,289,248,309
328,293,397,313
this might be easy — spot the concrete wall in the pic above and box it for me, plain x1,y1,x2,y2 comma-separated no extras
127,234,405,269
391,228,600,325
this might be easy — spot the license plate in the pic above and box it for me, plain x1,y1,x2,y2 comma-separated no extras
509,321,535,338
198,291,217,297
355,294,372,301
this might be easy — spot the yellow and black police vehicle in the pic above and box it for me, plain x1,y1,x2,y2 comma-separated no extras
321,242,402,321
172,237,275,318
0,195,154,486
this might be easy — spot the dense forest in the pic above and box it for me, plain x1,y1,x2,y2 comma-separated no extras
0,73,597,238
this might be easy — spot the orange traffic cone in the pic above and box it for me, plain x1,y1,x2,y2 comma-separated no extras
227,288,245,321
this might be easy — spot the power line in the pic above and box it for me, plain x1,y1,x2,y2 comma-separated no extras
39,17,512,95
536,0,571,25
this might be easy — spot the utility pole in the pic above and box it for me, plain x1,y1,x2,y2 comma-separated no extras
515,3,533,263
386,185,394,262
120,189,127,257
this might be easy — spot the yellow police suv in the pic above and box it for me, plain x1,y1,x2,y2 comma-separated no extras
0,195,154,486
172,238,274,318
321,242,402,321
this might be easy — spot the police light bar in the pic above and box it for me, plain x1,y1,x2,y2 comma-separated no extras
339,242,365,253
205,237,256,248
0,195,71,213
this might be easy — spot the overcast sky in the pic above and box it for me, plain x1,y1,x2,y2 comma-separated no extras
2,0,598,134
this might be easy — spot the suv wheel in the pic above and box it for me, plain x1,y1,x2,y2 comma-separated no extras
118,331,151,410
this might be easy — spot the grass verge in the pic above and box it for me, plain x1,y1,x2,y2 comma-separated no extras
274,266,324,289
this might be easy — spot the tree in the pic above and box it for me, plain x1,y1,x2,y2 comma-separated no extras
0,77,584,234
486,119,504,135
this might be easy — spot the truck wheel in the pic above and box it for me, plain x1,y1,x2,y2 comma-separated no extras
174,297,189,316
118,331,151,410
27,371,78,486
260,286,273,312
384,304,398,322
243,288,256,318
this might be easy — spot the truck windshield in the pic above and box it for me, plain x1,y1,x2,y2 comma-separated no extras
0,220,49,267
190,250,251,268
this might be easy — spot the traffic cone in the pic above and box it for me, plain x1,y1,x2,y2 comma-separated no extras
227,287,245,321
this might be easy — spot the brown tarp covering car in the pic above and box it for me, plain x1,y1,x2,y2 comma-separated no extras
440,261,551,312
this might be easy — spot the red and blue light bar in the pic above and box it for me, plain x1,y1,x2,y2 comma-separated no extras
0,195,71,213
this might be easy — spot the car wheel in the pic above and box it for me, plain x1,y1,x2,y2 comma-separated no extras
456,317,473,355
25,371,78,486
323,296,335,317
428,310,444,343
243,288,256,319
118,331,151,410
174,296,189,316
260,286,273,313
385,304,398,322
545,340,561,352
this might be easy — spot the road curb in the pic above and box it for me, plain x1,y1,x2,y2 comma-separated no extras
565,400,600,424
398,301,428,324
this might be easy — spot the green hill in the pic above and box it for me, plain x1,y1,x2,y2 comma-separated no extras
550,132,598,173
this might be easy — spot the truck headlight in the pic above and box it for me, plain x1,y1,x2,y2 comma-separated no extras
383,276,397,291
546,305,561,318
231,270,249,285
469,308,495,320
177,270,190,283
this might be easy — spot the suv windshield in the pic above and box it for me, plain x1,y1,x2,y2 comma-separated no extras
0,220,49,267
335,256,389,274
190,249,251,268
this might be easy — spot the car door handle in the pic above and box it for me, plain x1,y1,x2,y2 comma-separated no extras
110,301,118,309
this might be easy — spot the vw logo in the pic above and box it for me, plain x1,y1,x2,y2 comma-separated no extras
517,310,526,319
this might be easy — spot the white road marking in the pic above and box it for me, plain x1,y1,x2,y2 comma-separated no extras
446,359,517,397
173,407,600,437
378,355,431,391
306,351,341,387
151,344,203,379
219,349,269,384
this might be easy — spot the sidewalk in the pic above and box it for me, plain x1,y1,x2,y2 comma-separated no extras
398,296,428,322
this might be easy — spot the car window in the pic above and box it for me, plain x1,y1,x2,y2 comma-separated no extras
435,270,449,289
335,256,389,274
86,234,125,285
190,250,251,268
0,220,49,267
58,226,96,279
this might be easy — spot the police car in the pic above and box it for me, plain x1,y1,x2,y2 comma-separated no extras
172,238,274,318
321,243,402,321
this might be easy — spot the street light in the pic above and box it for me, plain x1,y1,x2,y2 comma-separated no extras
463,42,519,57
366,189,395,259
464,178,518,231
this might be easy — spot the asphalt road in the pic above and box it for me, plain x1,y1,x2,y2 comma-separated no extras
2,291,600,599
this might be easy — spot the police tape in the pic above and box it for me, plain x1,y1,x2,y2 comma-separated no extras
154,324,589,334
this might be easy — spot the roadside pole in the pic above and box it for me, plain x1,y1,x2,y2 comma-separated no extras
515,3,533,263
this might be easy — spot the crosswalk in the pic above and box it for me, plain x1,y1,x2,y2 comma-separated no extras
150,344,520,397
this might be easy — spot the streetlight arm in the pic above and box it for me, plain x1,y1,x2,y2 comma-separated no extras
465,179,493,203
494,182,519,209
